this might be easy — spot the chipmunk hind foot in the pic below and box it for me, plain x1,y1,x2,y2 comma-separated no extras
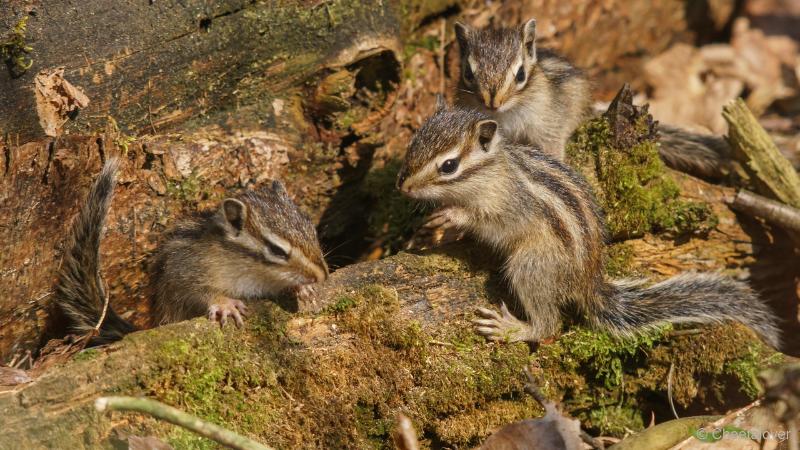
473,303,540,343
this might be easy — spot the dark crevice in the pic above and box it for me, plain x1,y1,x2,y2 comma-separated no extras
198,1,255,32
3,144,10,176
96,137,105,163
41,139,55,184
198,17,212,32
306,49,402,268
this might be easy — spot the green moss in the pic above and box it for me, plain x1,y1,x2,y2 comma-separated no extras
166,173,206,203
606,242,636,277
567,116,718,239
545,326,672,390
394,250,470,277
724,344,784,398
1,17,33,78
589,404,644,436
362,159,431,255
326,294,358,314
72,348,100,362
308,282,535,447
533,322,786,437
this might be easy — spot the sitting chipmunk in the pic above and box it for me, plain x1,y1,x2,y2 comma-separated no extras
454,18,732,179
55,158,328,345
396,103,780,347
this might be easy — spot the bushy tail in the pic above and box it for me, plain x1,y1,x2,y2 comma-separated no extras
658,125,733,179
55,157,135,345
592,273,781,348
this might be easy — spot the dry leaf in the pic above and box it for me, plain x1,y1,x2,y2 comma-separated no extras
479,403,584,450
34,67,90,137
128,435,174,450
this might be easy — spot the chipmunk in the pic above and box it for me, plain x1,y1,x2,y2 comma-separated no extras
55,158,328,345
396,104,781,347
454,19,732,179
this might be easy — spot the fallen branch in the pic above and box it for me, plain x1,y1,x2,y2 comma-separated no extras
95,396,274,450
722,98,800,208
728,189,800,242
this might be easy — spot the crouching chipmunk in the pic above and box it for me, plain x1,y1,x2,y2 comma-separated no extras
55,157,328,345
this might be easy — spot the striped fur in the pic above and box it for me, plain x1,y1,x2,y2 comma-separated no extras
398,105,781,347
454,19,591,159
150,180,328,325
56,162,328,344
55,157,135,345
457,19,736,178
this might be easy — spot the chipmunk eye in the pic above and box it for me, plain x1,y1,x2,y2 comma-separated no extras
464,64,475,83
440,158,459,175
266,241,289,259
515,66,525,83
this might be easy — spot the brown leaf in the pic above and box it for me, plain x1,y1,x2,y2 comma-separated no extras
128,435,174,450
34,67,90,137
479,403,584,450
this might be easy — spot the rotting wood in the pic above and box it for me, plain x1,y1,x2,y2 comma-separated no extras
723,98,800,208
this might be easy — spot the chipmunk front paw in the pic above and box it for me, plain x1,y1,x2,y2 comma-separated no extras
473,302,535,343
207,298,248,328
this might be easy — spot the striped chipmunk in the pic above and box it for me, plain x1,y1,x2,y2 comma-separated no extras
55,158,328,345
396,103,781,348
454,18,733,179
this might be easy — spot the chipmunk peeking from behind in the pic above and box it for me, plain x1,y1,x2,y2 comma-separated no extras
396,103,781,348
55,158,328,345
454,18,591,160
454,19,733,179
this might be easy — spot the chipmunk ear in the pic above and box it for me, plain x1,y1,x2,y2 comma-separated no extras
435,94,447,111
454,22,471,54
522,18,537,61
222,198,247,233
476,119,498,152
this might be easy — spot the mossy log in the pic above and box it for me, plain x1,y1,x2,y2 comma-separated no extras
0,249,787,449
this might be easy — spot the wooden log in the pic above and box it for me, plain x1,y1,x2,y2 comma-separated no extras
0,250,788,448
0,0,429,141
722,98,800,208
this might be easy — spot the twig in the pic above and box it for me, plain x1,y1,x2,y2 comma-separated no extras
668,362,680,420
94,282,110,336
523,367,547,406
95,396,273,450
728,189,800,240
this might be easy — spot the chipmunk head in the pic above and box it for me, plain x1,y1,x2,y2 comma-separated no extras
397,100,502,204
455,18,538,112
217,180,328,287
